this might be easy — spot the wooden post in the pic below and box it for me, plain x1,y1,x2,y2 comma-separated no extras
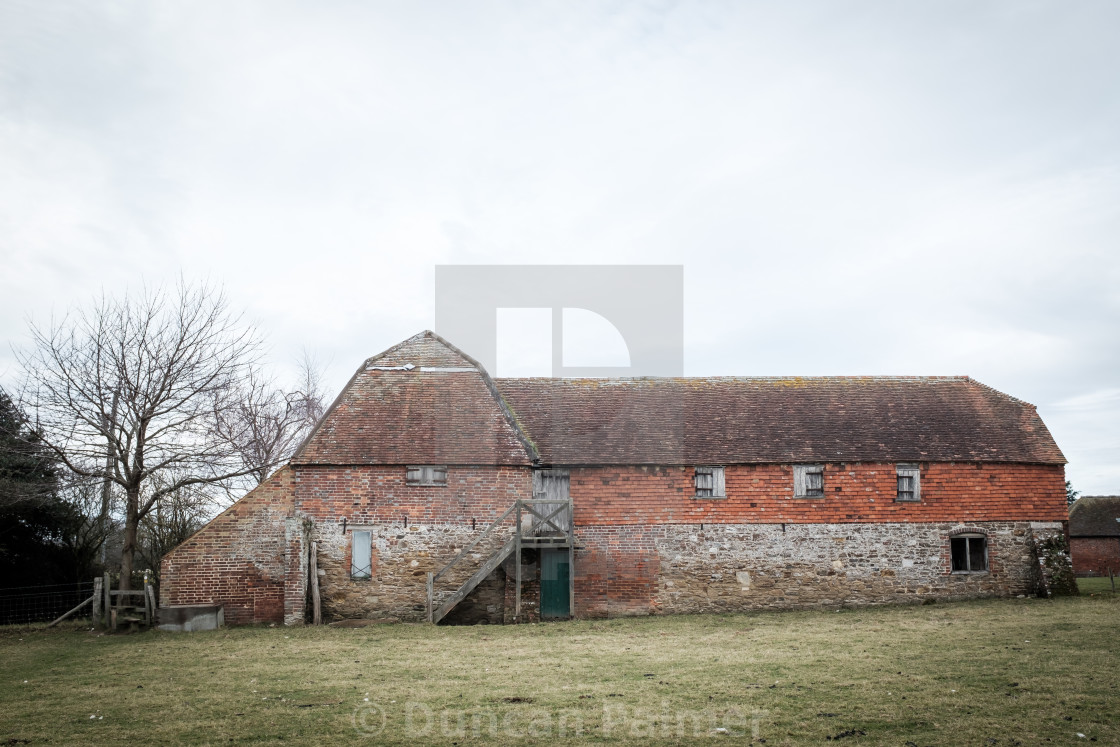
143,581,152,626
92,577,103,629
310,541,322,625
103,572,112,630
568,544,575,620
147,584,158,626
1110,567,1115,594
568,499,575,619
514,501,522,622
426,572,434,623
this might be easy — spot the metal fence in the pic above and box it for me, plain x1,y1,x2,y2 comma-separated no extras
0,581,96,626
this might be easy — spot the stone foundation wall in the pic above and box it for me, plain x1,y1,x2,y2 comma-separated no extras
310,520,539,623
574,521,1065,617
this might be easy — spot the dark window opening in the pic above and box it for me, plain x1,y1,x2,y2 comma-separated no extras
804,471,824,497
951,535,987,573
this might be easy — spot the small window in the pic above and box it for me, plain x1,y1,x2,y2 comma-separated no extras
950,534,987,573
694,467,726,498
351,530,372,579
896,463,920,502
406,465,448,486
794,464,825,498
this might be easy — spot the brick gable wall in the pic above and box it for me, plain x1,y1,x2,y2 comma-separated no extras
160,467,297,625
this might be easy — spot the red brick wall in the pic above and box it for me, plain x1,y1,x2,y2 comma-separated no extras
574,526,660,618
570,462,1067,526
1071,537,1120,575
293,464,532,525
161,467,296,625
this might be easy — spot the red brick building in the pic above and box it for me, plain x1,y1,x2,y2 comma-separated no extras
161,331,1070,625
1069,496,1120,576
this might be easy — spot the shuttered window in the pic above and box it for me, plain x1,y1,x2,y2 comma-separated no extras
794,464,825,498
896,463,921,502
694,467,726,498
406,465,448,486
351,530,372,580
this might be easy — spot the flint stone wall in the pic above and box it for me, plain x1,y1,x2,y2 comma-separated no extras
574,521,1063,617
312,521,535,623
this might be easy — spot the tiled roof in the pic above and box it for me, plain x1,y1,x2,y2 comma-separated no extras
494,376,1066,466
292,332,535,466
1069,496,1120,537
294,332,1066,467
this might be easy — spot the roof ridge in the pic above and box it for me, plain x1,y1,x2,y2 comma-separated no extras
495,375,974,383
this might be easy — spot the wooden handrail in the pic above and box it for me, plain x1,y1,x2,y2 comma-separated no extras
431,501,519,584
427,497,574,624
523,501,570,533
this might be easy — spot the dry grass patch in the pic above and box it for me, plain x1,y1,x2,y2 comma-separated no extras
1,596,1118,745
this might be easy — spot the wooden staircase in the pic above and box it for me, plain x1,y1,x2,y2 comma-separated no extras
427,498,573,624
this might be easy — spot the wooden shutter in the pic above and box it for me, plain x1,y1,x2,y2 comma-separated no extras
712,467,726,497
406,466,422,485
695,467,712,496
896,465,920,502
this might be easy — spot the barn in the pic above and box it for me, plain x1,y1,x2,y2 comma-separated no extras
160,331,1071,625
1069,496,1120,577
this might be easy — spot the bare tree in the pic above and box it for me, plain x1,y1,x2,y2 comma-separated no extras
136,475,210,590
213,350,326,489
57,475,118,580
17,280,262,588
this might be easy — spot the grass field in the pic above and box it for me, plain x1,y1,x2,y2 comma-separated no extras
1077,576,1118,595
2,596,1118,745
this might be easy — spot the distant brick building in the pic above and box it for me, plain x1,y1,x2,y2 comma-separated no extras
161,331,1069,625
1069,496,1120,576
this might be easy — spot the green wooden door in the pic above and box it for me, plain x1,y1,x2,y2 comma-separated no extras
540,549,571,619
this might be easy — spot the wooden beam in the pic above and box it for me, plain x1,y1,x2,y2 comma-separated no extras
46,594,94,628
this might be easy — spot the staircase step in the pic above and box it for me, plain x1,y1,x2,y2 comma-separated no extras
433,537,516,624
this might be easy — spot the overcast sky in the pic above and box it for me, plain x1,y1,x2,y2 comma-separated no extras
1,1,1118,493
